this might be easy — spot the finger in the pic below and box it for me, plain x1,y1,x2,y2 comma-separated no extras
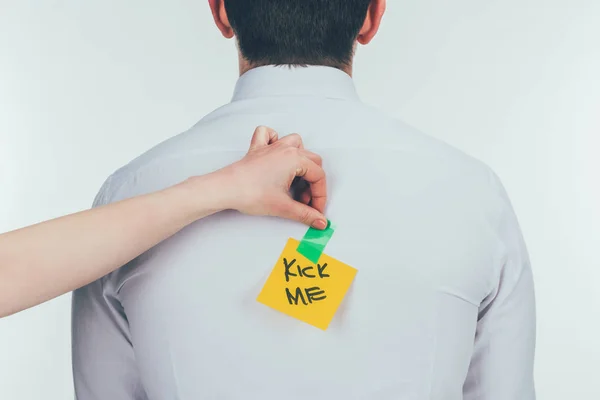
268,130,279,144
277,133,304,149
299,189,312,205
300,149,322,167
249,126,278,151
296,157,327,213
276,198,328,230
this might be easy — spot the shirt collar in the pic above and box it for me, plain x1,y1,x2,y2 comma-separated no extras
231,65,360,102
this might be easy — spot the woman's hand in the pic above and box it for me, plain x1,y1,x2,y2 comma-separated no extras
191,126,328,229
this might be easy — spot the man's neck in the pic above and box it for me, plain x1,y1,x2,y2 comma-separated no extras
238,58,353,77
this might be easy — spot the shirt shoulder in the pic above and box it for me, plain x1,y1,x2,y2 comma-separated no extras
362,106,497,191
359,107,513,239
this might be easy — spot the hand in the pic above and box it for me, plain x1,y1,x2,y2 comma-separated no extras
217,126,328,229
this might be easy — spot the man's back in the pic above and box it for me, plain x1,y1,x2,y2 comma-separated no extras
72,66,535,399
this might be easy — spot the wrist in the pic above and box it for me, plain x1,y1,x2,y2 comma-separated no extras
207,164,245,211
177,168,239,221
171,175,225,223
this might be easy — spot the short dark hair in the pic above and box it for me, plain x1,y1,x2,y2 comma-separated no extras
224,0,371,68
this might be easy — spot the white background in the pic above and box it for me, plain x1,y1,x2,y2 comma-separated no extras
0,0,598,399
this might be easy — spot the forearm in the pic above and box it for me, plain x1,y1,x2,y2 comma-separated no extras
0,173,226,317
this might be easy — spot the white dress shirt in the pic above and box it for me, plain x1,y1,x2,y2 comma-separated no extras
72,66,536,400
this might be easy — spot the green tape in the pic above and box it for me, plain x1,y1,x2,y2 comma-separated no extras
296,220,335,263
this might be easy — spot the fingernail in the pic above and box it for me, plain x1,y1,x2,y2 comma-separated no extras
312,219,327,230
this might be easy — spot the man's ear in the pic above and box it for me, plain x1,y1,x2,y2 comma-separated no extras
208,0,234,39
357,0,386,45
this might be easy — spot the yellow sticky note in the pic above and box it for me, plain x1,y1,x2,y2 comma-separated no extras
257,238,357,330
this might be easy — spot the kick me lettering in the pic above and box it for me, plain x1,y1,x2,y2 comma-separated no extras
283,257,330,305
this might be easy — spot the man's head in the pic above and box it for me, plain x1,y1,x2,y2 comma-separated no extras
208,0,386,74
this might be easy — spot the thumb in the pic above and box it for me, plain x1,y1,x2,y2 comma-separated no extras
277,199,328,230
249,126,278,151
